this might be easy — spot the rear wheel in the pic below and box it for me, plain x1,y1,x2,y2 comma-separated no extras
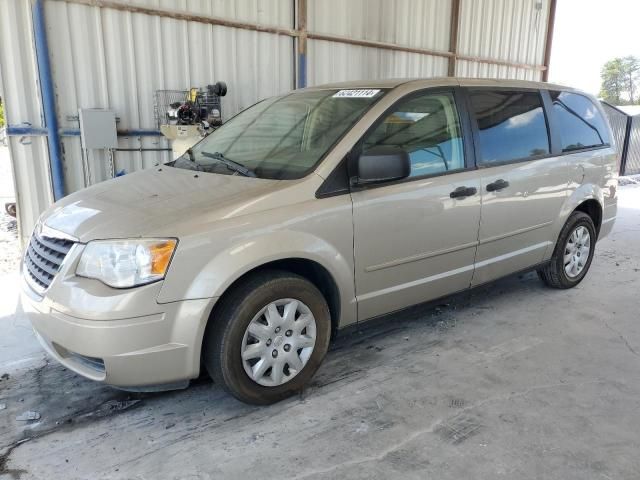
203,270,331,405
537,211,596,289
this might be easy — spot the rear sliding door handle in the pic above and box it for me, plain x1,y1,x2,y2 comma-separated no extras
486,179,510,192
449,186,477,198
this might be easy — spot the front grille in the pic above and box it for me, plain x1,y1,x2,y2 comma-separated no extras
24,233,75,291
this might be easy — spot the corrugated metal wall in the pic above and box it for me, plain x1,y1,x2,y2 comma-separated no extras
0,0,55,243
601,103,628,172
47,0,294,195
625,117,640,176
307,0,451,84
0,0,551,244
602,103,640,176
456,0,548,80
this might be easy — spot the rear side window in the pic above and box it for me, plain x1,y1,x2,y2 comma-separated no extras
550,91,610,152
469,90,550,164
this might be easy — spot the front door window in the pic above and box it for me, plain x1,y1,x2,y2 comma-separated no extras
362,92,465,178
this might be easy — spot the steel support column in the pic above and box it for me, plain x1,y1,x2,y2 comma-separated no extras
448,0,461,77
542,0,557,82
620,115,633,176
32,0,65,200
296,0,308,89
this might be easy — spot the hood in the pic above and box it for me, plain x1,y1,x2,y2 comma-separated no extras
42,167,283,242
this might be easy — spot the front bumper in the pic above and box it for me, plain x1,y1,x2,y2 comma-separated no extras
21,274,213,388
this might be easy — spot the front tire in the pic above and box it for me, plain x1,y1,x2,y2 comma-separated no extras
537,211,596,289
203,270,331,405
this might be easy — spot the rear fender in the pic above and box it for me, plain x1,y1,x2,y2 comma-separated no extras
543,183,604,260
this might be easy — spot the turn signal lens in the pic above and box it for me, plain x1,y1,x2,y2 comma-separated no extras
150,240,177,275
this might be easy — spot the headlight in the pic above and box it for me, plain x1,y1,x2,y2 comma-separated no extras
76,239,177,288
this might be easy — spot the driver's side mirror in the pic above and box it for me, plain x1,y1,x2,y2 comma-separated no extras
354,146,410,186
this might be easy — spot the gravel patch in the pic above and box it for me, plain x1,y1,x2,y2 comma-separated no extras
619,175,640,186
0,210,20,275
0,145,20,275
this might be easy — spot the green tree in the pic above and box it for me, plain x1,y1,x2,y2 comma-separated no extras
622,55,640,104
600,58,625,104
0,101,4,128
600,56,640,105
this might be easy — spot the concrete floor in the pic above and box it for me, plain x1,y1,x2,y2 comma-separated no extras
1,185,640,480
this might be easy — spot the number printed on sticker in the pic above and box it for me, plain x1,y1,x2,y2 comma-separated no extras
333,89,381,98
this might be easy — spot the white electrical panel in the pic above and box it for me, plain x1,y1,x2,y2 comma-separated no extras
78,109,117,149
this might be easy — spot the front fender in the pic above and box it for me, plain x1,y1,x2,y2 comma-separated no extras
158,229,357,326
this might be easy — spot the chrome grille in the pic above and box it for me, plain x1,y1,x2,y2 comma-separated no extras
24,233,75,291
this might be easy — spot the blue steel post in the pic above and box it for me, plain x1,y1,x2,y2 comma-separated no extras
32,0,65,200
298,52,307,89
296,0,307,89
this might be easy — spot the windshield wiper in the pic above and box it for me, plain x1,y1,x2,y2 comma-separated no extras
167,151,202,171
201,151,256,177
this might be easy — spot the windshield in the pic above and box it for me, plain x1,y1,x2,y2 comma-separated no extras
168,88,386,179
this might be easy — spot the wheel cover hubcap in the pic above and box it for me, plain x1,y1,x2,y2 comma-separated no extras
241,298,317,387
564,225,591,278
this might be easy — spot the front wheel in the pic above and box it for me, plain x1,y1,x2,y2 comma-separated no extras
203,270,331,405
537,211,596,289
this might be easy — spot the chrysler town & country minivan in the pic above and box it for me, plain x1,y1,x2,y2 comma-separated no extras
21,78,617,404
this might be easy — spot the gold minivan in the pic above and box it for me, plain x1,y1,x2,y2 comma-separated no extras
21,78,618,404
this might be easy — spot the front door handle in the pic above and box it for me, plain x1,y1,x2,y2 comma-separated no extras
450,186,478,199
486,179,510,192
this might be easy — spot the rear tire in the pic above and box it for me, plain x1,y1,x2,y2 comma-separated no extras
537,211,596,289
203,270,331,405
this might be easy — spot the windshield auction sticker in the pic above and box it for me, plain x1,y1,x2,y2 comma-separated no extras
333,89,381,98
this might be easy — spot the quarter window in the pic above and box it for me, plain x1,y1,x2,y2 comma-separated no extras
469,90,550,164
362,92,465,178
550,91,610,152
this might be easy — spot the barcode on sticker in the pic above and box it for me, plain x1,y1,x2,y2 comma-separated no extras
333,89,381,98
